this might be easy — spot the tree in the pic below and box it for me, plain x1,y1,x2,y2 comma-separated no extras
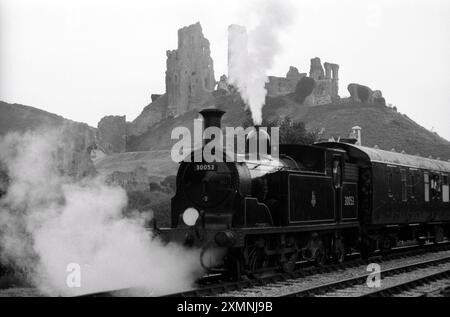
243,116,317,145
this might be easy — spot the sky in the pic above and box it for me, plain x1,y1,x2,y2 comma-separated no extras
1,0,449,140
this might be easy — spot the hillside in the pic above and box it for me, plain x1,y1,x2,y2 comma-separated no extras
0,101,97,178
94,150,176,179
126,93,450,161
0,101,95,135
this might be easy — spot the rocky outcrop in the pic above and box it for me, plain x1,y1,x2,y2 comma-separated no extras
0,101,96,179
266,66,307,96
57,123,97,179
97,115,127,153
128,94,168,137
151,94,162,102
348,83,385,105
165,22,215,117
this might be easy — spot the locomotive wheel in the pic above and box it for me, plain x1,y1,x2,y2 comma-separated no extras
281,250,298,273
333,236,345,264
314,247,327,267
334,244,345,264
244,244,269,272
433,226,444,244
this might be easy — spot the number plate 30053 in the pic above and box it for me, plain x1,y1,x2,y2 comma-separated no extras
195,164,217,171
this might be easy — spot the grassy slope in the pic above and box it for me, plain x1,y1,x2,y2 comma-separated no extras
126,93,450,161
0,101,95,135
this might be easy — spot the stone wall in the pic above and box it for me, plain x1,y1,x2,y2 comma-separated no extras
97,115,127,153
165,22,215,117
105,166,150,192
266,58,339,106
305,57,340,106
266,66,307,96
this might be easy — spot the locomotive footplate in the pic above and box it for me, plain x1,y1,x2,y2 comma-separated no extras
159,221,360,249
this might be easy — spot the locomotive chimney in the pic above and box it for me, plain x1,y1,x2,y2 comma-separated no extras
245,125,271,160
199,108,225,146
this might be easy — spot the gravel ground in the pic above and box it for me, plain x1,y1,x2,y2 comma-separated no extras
0,288,44,297
319,263,450,296
2,249,450,297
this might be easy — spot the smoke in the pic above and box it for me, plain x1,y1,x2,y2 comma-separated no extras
228,0,294,125
0,130,202,296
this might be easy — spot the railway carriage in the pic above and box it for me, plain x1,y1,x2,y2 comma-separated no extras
321,142,450,251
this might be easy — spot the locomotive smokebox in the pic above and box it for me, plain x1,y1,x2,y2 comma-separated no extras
199,108,225,146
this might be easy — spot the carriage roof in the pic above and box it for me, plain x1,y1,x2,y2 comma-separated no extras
317,142,450,174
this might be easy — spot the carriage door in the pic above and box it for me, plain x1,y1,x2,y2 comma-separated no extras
332,156,343,221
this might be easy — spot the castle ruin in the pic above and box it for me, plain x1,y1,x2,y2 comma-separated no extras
97,115,127,153
266,66,307,96
265,57,340,106
165,22,216,117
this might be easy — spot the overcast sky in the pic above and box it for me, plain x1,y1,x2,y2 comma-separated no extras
1,0,449,140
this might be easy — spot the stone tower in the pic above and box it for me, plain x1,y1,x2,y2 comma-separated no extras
306,57,340,105
165,22,215,117
309,57,325,80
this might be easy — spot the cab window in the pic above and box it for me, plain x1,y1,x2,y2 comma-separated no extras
332,159,342,189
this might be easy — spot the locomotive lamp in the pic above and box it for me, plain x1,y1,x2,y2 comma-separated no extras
182,207,200,226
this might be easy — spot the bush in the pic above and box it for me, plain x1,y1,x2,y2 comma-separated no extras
243,116,317,145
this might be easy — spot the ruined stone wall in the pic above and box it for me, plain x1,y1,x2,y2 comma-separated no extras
57,123,96,179
97,115,127,153
266,66,306,96
105,166,150,192
165,22,215,117
309,57,325,80
305,57,340,106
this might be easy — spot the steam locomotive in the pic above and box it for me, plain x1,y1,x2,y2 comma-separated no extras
163,108,450,278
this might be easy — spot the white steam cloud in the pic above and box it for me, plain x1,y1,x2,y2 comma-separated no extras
228,0,294,125
0,131,202,296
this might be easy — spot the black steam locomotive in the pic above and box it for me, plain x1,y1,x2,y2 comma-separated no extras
164,109,450,278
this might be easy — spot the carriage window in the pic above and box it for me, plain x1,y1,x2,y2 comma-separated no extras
442,175,449,203
430,174,442,200
401,170,407,202
387,169,393,196
424,172,430,202
332,159,342,189
410,173,416,198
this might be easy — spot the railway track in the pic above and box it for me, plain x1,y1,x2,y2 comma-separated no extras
77,242,450,297
281,256,450,297
164,242,450,297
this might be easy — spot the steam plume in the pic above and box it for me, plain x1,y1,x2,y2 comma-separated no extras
228,0,294,125
0,130,202,296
